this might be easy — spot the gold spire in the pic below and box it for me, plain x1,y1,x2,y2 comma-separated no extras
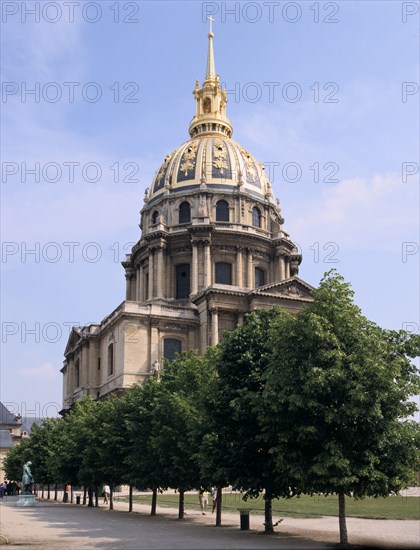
205,16,216,81
188,20,233,138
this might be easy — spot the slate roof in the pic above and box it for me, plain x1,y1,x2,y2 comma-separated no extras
0,402,19,425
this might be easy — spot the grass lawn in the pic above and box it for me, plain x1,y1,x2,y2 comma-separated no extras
115,492,420,520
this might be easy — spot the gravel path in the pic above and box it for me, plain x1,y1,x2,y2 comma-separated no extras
0,496,418,549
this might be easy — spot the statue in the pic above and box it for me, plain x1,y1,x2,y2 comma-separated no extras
22,461,34,494
151,360,161,379
199,197,208,217
200,166,207,187
220,87,227,108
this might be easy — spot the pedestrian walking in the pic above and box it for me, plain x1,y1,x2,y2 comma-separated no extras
198,489,208,514
211,486,218,513
103,485,110,505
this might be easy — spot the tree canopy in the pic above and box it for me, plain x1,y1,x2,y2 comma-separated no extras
4,271,418,544
262,270,420,542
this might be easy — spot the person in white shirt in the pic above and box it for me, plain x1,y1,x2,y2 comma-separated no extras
103,485,110,504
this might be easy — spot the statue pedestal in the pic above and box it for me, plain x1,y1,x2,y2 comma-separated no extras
16,494,36,507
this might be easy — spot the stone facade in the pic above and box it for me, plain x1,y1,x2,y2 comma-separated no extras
61,25,314,414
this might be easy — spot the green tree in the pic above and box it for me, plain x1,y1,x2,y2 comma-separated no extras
125,378,168,515
3,437,31,482
27,418,62,497
149,350,214,518
263,270,420,544
206,309,286,532
95,394,130,509
55,398,103,504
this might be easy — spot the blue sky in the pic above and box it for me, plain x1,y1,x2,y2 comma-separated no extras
1,0,419,418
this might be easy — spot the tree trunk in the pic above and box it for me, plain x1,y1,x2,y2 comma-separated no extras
338,492,348,545
42,485,45,499
83,486,87,505
88,487,94,507
216,487,222,527
110,486,114,510
70,486,74,504
47,484,50,500
178,489,185,519
128,485,133,512
54,483,58,501
264,491,274,534
94,487,99,507
151,487,157,516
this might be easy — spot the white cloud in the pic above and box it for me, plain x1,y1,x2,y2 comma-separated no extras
288,173,419,250
20,362,57,380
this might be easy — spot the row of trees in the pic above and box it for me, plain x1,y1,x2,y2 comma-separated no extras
5,271,420,543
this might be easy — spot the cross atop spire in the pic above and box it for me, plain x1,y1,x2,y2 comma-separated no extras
206,16,216,81
188,22,233,138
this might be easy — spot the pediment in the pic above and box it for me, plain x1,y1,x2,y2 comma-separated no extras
64,327,83,356
250,277,314,301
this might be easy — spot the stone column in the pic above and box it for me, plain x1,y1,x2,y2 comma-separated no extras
236,247,243,287
278,254,285,281
204,242,211,287
68,357,74,394
247,250,254,288
156,247,164,299
138,265,143,302
81,343,89,391
135,267,140,301
88,340,100,393
130,276,136,300
148,250,154,299
125,274,131,300
166,253,173,299
191,242,198,294
211,309,219,346
237,311,244,325
285,257,290,279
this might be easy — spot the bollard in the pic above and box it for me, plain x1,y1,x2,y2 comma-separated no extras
238,509,250,530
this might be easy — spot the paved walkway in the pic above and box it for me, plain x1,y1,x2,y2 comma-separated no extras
0,496,419,549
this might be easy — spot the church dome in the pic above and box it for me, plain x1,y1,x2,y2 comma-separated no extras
149,135,274,203
146,22,274,207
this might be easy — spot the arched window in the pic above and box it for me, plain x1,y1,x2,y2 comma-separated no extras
176,264,190,299
179,201,191,223
203,97,211,113
215,262,232,285
164,339,182,363
108,343,114,376
252,206,261,228
75,359,80,388
216,200,229,222
151,211,159,224
255,267,265,288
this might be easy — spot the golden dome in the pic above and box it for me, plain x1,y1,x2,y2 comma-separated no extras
149,136,274,204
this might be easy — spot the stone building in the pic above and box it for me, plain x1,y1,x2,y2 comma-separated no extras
61,26,314,414
0,402,41,483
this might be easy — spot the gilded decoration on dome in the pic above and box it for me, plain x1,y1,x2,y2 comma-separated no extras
153,152,174,193
212,138,229,176
240,147,259,184
178,140,199,181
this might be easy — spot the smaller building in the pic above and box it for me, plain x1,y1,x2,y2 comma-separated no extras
0,402,43,483
0,402,22,483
